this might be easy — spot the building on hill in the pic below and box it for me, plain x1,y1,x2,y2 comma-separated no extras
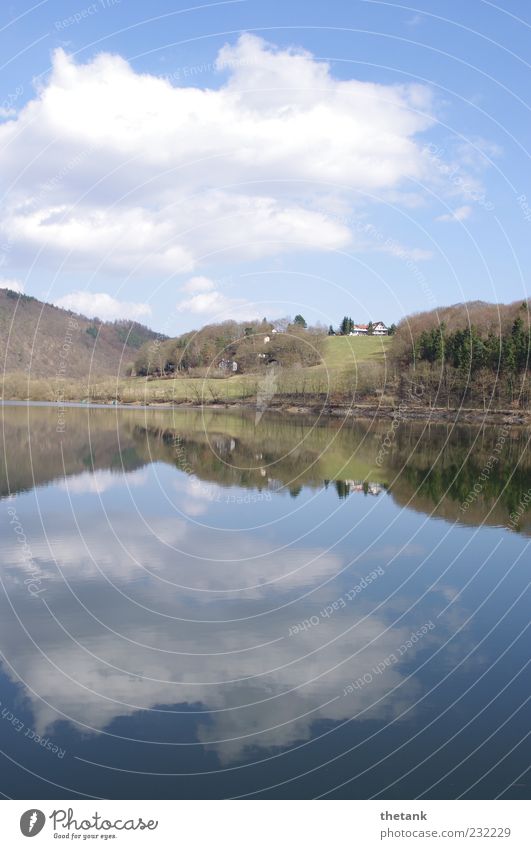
349,321,388,336
218,358,238,372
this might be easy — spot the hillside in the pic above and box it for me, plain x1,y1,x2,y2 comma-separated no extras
0,289,162,379
392,299,531,362
132,318,321,377
132,321,390,379
319,334,390,369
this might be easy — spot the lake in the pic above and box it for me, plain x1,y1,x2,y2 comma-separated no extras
0,402,529,799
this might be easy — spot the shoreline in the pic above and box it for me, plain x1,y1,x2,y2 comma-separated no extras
2,397,529,426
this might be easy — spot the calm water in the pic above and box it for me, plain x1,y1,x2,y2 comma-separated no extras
0,403,529,799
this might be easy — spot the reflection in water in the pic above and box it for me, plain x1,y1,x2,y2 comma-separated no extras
0,403,529,798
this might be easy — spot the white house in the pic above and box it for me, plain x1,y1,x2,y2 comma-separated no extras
372,321,388,336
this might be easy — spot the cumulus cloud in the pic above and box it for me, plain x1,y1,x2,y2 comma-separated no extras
55,291,151,321
0,35,438,281
181,276,216,294
436,205,472,223
0,277,24,292
176,274,266,320
176,292,259,322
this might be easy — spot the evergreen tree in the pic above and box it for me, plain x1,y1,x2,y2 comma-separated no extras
340,316,353,335
435,322,446,362
503,334,517,373
511,316,529,371
335,480,350,499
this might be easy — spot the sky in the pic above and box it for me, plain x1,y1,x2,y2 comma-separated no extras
0,0,530,335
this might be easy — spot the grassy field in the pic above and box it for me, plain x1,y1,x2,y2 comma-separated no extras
319,334,391,370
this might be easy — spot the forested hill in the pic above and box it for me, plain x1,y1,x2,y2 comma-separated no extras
0,288,162,379
391,299,531,409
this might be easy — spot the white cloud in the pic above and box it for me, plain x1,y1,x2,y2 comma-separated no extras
0,35,438,280
176,289,259,320
0,277,24,292
181,276,216,294
55,291,151,321
436,205,472,223
176,274,263,320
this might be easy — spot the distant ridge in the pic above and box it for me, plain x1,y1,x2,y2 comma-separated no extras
0,288,163,379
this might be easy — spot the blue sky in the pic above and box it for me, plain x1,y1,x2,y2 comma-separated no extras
1,0,530,334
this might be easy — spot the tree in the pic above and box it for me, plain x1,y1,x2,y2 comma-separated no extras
503,334,517,374
293,314,307,328
367,321,374,336
339,316,353,335
388,323,397,336
511,316,529,372
335,480,350,499
328,325,335,336
274,317,291,332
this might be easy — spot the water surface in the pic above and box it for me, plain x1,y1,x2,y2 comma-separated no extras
0,403,529,798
